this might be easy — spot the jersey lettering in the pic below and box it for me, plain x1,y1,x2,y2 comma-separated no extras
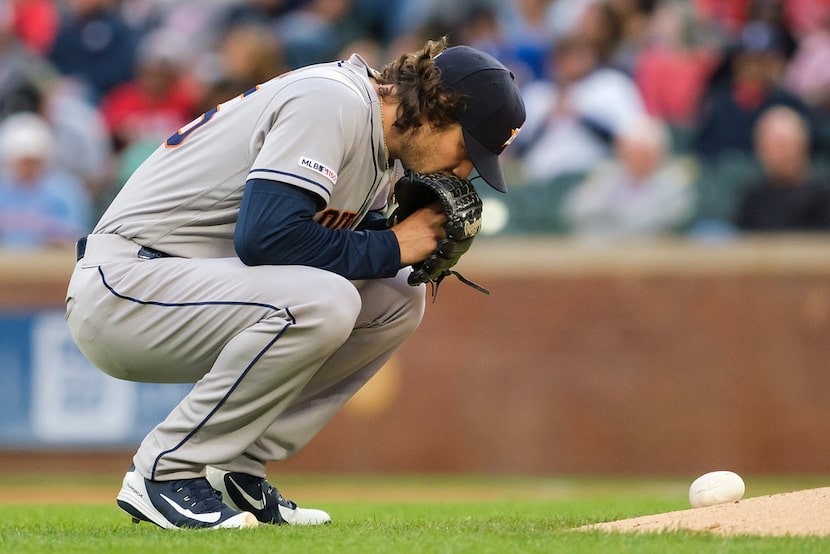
164,86,261,149
164,107,219,148
317,209,358,230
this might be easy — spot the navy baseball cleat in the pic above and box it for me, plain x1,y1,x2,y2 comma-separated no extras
116,466,259,529
206,466,331,525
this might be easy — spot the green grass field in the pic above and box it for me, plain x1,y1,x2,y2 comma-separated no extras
1,474,828,553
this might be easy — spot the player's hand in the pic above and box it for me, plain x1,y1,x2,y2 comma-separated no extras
390,201,447,266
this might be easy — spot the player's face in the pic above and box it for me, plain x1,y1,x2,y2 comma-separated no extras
396,123,474,178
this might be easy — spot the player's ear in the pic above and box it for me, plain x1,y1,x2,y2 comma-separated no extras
378,84,396,97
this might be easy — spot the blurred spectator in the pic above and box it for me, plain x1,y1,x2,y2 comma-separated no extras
393,0,510,39
746,0,798,57
785,0,830,36
220,0,299,29
0,112,91,248
272,0,358,68
335,0,399,47
494,0,554,83
337,36,384,67
561,115,696,238
99,29,200,151
693,21,813,161
578,0,624,68
128,0,237,52
513,33,646,185
0,2,55,119
455,4,505,58
197,22,287,112
694,0,753,37
9,0,59,55
47,0,139,102
449,3,540,85
784,4,830,114
2,0,113,205
634,0,719,130
545,0,596,41
607,0,659,73
119,0,235,36
736,106,830,230
40,77,113,207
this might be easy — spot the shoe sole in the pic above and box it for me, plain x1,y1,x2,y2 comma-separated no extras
116,471,258,529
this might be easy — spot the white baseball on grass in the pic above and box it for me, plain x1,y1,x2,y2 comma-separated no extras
688,470,745,508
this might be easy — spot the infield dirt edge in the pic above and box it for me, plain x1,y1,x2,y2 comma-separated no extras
578,487,830,537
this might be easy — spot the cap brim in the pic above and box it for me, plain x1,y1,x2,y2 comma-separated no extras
463,128,507,193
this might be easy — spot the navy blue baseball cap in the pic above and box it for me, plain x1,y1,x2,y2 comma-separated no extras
435,46,526,193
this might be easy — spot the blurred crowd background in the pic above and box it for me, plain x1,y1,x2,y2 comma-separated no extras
1,0,830,250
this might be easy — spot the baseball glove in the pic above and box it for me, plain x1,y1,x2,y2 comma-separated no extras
389,170,488,299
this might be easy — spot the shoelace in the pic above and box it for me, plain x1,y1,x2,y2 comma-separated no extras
173,478,225,512
264,480,298,510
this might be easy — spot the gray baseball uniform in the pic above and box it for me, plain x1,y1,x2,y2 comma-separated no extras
65,54,424,480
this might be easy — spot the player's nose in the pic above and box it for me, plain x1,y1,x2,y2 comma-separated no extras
452,159,474,179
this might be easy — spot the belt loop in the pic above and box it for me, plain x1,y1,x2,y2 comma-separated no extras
74,235,173,261
75,236,88,261
137,246,171,260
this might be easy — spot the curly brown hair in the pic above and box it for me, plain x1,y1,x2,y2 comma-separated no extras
378,37,464,133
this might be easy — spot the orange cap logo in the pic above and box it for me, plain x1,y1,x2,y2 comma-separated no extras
502,127,522,148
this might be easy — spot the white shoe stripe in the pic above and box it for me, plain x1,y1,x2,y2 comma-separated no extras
160,493,222,524
227,476,267,511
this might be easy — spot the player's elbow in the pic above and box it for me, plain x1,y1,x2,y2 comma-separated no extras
234,232,269,266
234,227,305,266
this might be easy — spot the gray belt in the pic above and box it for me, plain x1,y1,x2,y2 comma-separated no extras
75,236,171,261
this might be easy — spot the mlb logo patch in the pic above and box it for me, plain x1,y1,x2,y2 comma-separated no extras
299,156,338,185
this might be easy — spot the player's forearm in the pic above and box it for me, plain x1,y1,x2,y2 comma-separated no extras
235,180,401,279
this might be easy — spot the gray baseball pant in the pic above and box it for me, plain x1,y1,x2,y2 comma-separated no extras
65,233,425,480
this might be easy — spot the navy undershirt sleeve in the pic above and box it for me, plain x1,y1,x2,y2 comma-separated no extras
234,179,401,280
355,209,389,231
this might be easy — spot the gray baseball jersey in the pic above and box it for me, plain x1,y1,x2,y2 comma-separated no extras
95,54,394,258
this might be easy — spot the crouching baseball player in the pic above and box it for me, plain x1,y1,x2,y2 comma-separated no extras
65,37,525,529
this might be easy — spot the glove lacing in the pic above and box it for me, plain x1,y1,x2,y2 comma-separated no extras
427,270,489,302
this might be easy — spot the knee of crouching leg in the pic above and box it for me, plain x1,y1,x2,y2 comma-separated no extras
407,296,426,336
402,280,426,323
313,273,362,340
387,271,427,335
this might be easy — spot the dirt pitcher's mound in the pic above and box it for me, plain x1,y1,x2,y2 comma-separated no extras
580,487,830,537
